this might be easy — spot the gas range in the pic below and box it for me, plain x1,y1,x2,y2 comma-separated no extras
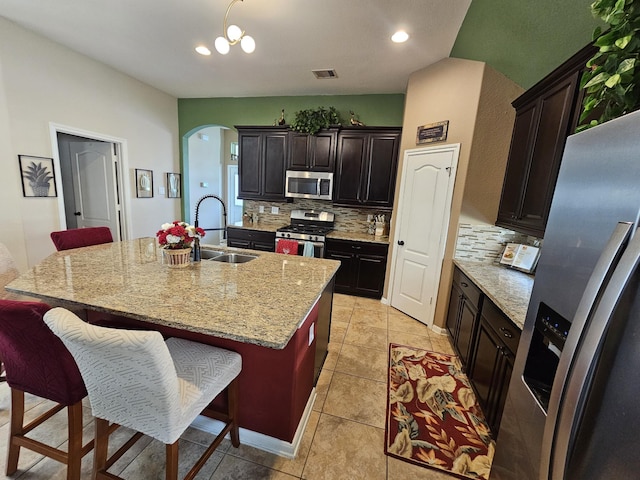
275,210,334,243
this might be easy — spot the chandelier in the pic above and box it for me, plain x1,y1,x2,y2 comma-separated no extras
214,0,255,54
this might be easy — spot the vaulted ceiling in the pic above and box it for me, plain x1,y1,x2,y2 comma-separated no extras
0,0,600,98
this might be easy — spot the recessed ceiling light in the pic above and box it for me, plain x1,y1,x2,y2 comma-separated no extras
391,30,409,43
195,45,211,56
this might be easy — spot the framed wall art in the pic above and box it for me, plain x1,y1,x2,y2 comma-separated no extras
416,120,449,145
166,172,181,198
19,155,57,198
135,169,153,198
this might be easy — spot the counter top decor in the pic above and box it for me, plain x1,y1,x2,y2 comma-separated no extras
156,221,204,249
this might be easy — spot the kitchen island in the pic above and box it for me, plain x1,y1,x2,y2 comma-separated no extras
6,238,340,457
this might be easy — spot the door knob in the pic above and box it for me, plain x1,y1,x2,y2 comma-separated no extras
397,240,405,246
74,211,81,216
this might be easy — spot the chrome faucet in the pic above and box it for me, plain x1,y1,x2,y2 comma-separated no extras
193,194,228,262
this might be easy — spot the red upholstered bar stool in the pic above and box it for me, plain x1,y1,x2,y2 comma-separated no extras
45,307,242,480
276,238,299,255
0,300,92,480
50,226,113,251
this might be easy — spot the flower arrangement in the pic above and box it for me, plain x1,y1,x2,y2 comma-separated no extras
156,221,205,250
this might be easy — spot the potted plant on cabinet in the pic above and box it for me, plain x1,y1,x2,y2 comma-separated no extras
578,0,640,131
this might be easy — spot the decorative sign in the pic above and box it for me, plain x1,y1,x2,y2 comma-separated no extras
416,120,449,145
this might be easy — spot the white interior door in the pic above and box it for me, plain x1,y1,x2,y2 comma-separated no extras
390,144,459,326
69,141,120,239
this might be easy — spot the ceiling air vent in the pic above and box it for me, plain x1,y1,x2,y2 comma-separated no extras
312,69,338,79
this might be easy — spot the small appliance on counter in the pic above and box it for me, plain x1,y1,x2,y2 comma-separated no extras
499,243,540,273
275,210,334,257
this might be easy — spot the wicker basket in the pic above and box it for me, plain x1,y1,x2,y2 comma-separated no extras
162,248,192,268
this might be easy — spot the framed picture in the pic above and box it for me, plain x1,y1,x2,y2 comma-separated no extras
135,169,153,198
19,155,57,198
416,120,449,145
166,172,181,198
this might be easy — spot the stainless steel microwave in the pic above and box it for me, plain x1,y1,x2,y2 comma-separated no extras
285,171,333,200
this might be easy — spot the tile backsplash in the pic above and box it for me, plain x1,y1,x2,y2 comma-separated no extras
243,199,388,234
454,223,539,264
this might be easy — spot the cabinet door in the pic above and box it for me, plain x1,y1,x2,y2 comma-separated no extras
517,73,578,234
457,299,478,368
310,130,337,171
446,282,463,340
491,349,514,436
287,132,310,170
325,251,355,292
334,134,366,205
496,102,537,227
262,133,287,199
238,133,262,199
354,255,387,298
470,319,502,414
362,133,400,207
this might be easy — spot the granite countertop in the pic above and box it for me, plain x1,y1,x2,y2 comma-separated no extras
6,238,340,350
230,221,390,244
453,259,534,330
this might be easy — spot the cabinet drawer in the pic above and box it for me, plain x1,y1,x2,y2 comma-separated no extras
453,268,482,309
481,300,521,354
325,238,388,256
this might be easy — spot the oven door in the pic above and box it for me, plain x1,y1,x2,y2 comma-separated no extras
276,238,324,257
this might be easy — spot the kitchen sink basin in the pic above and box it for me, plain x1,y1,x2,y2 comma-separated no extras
199,249,225,259
208,253,257,264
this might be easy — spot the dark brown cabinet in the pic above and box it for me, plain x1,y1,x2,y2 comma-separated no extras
469,299,520,436
496,44,596,237
446,268,483,368
226,226,275,252
237,126,288,201
333,127,401,209
287,129,337,172
324,238,388,298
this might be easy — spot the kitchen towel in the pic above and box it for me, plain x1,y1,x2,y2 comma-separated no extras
302,241,315,257
276,239,298,255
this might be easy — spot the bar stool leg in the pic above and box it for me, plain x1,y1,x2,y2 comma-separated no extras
6,389,24,475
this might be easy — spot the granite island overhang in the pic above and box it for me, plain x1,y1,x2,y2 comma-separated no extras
6,238,340,457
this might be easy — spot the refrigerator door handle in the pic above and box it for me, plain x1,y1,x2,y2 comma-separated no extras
545,224,640,480
540,221,634,480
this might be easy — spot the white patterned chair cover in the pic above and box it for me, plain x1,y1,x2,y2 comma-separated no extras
44,307,242,445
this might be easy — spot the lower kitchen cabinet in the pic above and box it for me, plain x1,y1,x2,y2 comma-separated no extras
324,238,388,298
469,299,520,437
226,226,275,252
446,268,483,368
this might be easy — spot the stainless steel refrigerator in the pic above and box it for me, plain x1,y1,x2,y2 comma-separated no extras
491,108,640,480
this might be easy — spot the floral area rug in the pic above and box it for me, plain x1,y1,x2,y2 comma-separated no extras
385,344,495,479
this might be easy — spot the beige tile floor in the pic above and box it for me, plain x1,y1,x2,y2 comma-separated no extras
0,294,460,479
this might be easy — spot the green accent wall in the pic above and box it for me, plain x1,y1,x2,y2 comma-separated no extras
178,94,405,138
451,0,603,89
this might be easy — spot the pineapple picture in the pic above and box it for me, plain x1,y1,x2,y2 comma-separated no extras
20,157,55,197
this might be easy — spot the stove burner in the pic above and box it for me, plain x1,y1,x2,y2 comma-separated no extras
275,209,335,243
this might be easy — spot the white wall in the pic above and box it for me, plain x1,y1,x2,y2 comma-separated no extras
0,17,180,270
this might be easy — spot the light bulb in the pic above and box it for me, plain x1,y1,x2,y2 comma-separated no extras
240,35,255,53
195,45,211,56
215,36,230,54
227,24,242,42
391,30,409,43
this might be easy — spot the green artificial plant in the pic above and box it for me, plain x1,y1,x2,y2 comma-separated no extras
290,106,341,135
578,0,640,131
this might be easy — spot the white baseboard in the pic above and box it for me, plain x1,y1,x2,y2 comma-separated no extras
190,389,317,459
380,296,389,305
430,324,448,335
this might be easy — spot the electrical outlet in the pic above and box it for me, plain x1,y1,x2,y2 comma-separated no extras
259,205,265,213
271,206,279,214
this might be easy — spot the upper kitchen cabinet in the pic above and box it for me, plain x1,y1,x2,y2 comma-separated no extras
237,126,289,201
287,129,337,172
496,44,596,237
333,127,402,209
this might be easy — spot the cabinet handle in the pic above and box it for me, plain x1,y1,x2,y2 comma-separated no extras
352,245,362,250
500,327,514,338
460,282,469,288
397,240,405,246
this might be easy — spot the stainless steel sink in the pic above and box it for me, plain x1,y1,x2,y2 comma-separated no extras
199,249,225,259
208,253,257,264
